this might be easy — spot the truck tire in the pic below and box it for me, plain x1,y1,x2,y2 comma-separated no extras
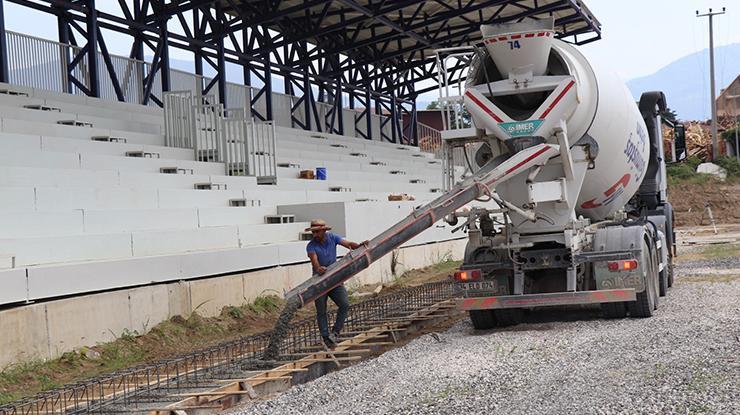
469,310,496,330
659,259,668,297
493,309,523,326
601,302,627,319
628,240,658,318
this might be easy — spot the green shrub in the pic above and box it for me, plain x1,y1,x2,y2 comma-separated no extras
714,156,740,178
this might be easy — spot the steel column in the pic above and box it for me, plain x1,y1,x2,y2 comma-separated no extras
365,86,372,140
159,17,171,94
56,7,72,93
85,0,100,97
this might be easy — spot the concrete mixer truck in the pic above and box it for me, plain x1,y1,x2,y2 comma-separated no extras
265,17,673,353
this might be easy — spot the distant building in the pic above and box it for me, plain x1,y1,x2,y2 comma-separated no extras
717,74,740,119
402,109,446,139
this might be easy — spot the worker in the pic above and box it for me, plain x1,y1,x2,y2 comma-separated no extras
305,219,368,349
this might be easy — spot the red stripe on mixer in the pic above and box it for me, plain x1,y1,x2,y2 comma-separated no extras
465,91,504,123
538,80,576,119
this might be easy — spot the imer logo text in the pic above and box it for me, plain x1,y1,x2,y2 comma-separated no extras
498,120,544,137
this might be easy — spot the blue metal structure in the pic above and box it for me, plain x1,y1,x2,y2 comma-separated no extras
0,0,601,144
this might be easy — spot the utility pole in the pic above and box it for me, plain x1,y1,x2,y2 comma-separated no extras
696,7,725,160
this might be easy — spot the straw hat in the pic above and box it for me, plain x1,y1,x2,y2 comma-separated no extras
305,219,332,232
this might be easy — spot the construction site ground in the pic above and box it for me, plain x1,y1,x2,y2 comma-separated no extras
0,260,462,405
0,179,740,410
231,235,740,415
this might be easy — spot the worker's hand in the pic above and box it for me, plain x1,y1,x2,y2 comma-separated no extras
316,266,327,275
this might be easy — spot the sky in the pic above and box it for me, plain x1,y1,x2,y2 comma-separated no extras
3,0,738,89
580,0,739,80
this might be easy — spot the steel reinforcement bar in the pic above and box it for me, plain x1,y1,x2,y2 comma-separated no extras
0,281,456,415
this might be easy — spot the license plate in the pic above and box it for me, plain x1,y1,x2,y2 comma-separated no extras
460,280,497,292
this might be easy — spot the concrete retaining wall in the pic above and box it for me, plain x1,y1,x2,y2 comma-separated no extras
0,238,465,368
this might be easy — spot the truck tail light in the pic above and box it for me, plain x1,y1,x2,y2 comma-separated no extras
454,269,482,282
607,260,638,272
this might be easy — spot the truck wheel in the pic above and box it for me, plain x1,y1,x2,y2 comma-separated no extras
659,258,669,297
601,302,627,318
493,309,523,326
469,310,496,330
628,241,657,318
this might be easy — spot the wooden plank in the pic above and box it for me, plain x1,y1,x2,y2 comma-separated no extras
214,376,292,383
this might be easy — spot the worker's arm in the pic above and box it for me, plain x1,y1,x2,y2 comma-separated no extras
307,252,327,275
339,238,369,250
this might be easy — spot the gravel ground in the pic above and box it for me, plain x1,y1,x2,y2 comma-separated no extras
232,257,740,415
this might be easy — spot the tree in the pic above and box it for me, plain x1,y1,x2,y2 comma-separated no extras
660,107,679,124
425,100,471,128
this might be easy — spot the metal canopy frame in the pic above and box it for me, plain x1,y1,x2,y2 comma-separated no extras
0,0,600,144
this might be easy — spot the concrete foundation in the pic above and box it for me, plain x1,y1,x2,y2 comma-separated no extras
0,238,465,369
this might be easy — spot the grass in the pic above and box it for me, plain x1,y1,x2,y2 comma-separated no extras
0,294,285,406
0,258,461,406
667,155,740,186
677,243,740,262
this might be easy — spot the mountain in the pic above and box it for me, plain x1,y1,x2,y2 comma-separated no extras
627,43,740,121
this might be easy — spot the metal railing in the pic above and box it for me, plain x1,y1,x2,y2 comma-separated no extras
164,91,277,183
6,31,89,95
418,121,444,158
4,30,420,151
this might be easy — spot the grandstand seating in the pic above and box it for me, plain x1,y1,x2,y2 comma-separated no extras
0,82,459,306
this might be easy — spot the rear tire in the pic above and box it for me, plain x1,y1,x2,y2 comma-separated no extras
659,260,669,297
629,240,658,318
469,310,496,330
601,302,627,319
493,308,523,326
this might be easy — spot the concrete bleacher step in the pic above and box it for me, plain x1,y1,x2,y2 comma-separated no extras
161,166,195,174
57,120,93,128
125,150,160,158
265,214,295,224
330,186,352,192
0,87,28,97
194,182,227,190
229,198,261,207
277,162,300,168
92,135,128,143
23,104,61,112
